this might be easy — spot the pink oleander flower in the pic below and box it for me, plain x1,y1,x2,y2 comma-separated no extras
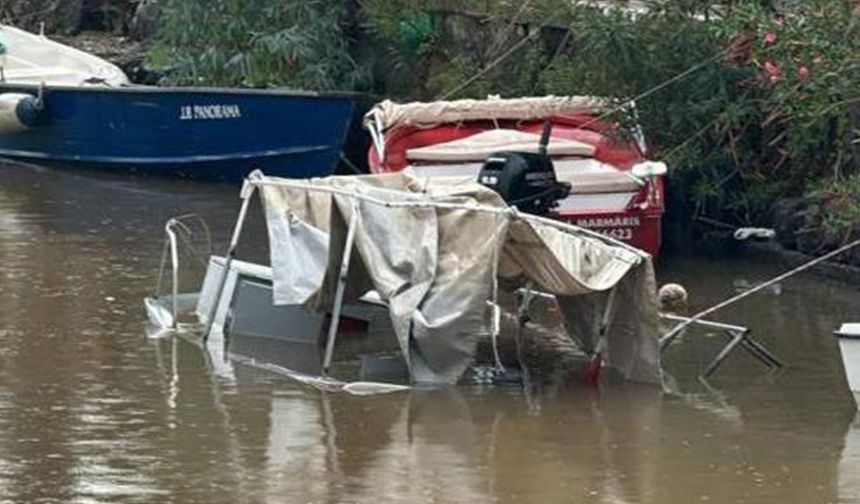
797,65,809,82
763,60,781,84
763,30,777,45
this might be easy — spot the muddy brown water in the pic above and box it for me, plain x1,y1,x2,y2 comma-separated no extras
0,162,859,504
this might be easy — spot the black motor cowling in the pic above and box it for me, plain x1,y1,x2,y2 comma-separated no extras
477,122,570,216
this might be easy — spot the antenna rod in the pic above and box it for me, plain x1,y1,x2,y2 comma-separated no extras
538,119,553,156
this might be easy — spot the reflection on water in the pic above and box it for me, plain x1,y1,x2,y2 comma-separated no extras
842,417,860,504
0,162,858,503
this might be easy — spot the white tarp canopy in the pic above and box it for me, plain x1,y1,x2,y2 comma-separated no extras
0,25,129,86
366,96,609,132
252,171,660,385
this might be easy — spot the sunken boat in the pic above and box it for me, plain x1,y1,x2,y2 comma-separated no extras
144,170,662,388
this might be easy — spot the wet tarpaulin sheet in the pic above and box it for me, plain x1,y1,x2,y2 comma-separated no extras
254,171,660,385
365,96,608,131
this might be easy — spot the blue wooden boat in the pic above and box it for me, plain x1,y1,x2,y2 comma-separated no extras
0,25,354,181
0,84,355,180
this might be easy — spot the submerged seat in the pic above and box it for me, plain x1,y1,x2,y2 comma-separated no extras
405,129,597,161
553,159,643,194
405,158,642,196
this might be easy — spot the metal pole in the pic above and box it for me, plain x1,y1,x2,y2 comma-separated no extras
165,219,180,330
660,321,688,350
660,313,748,350
322,202,360,376
511,283,534,389
740,337,784,368
701,329,746,377
597,286,617,342
202,180,256,342
661,313,747,332
489,303,505,372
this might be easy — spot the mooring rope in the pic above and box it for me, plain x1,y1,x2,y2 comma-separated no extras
661,239,860,346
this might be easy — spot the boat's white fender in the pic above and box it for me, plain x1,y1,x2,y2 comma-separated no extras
0,93,40,134
734,227,776,241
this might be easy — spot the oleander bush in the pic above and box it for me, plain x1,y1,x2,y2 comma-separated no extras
374,1,859,230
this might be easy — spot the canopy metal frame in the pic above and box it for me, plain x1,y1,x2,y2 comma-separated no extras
520,288,783,378
660,314,783,377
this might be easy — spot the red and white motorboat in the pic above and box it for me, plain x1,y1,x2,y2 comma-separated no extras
364,96,666,256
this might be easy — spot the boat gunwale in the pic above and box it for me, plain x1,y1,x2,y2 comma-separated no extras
0,144,329,165
0,82,362,100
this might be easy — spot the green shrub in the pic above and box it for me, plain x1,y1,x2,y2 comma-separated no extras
811,174,860,244
149,0,367,90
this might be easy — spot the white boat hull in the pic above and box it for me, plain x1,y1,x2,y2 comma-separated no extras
836,323,860,408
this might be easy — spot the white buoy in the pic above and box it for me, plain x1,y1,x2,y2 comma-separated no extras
733,227,776,241
0,93,40,134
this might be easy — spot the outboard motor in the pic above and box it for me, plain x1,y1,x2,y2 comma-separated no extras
0,93,41,134
478,120,571,216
